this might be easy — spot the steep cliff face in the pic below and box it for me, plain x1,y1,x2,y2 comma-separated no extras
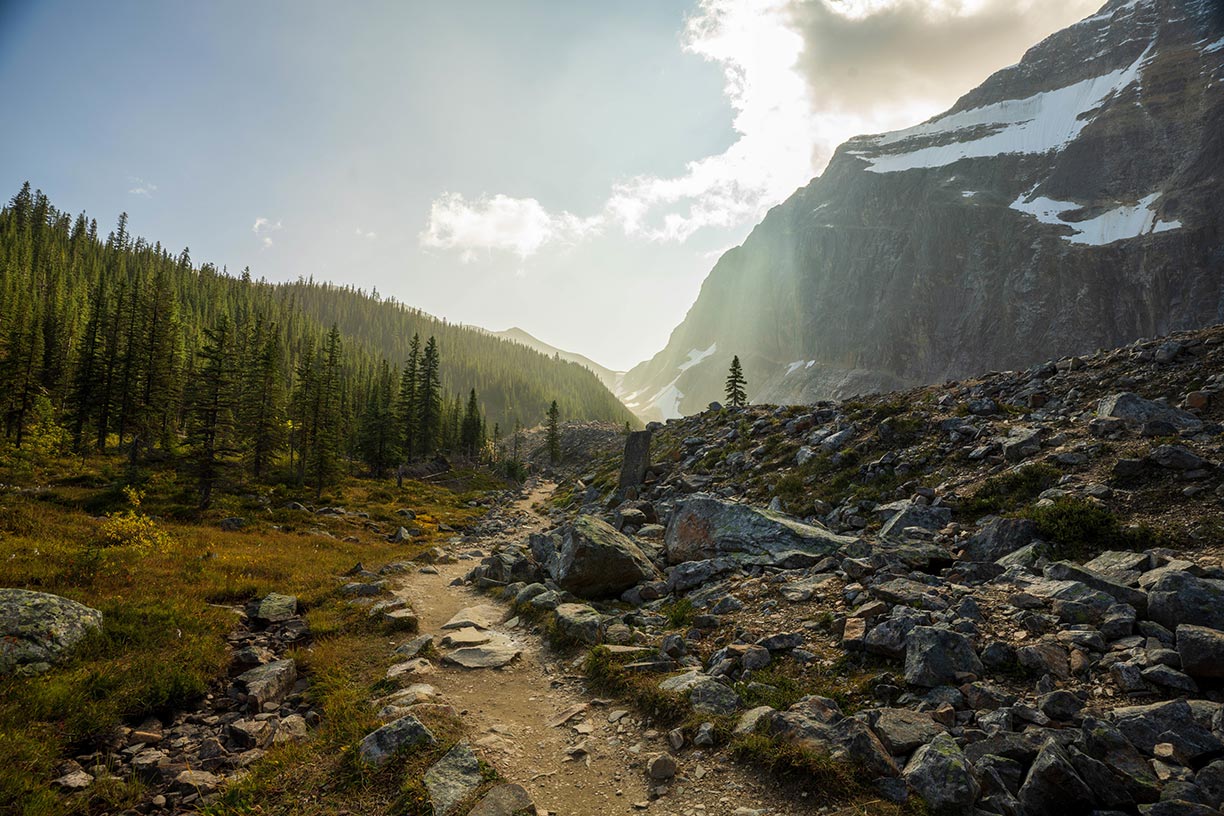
622,0,1224,420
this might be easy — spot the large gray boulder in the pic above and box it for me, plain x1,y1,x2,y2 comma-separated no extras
0,589,103,675
1177,625,1224,679
903,733,980,814
358,714,435,768
424,742,483,816
878,501,951,539
1018,738,1096,815
664,494,855,566
249,592,297,624
553,515,659,599
960,518,1040,563
236,659,297,711
769,697,898,778
1148,572,1224,631
1111,700,1224,763
1097,393,1202,431
904,627,983,687
554,603,603,645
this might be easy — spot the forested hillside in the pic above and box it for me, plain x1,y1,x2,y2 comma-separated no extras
0,183,633,493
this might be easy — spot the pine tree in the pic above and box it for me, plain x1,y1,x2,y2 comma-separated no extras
460,388,483,458
358,358,398,476
545,400,561,464
725,355,747,408
311,325,344,499
241,320,286,479
188,315,236,508
396,333,420,459
416,336,442,457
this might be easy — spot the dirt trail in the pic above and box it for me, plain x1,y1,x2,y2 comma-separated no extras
394,481,788,816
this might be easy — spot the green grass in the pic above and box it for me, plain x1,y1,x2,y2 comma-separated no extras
957,463,1061,519
1022,497,1167,561
0,453,489,816
582,647,689,723
660,598,696,628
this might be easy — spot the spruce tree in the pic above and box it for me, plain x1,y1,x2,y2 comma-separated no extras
725,355,747,408
188,316,236,508
546,400,561,464
241,321,286,479
416,336,442,457
311,325,344,498
358,358,398,476
397,333,420,459
460,388,482,458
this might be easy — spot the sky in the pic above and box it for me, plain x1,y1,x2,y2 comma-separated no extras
0,0,1101,371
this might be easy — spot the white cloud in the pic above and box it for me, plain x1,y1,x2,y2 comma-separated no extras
128,176,157,197
252,216,282,248
420,193,603,261
355,227,378,239
420,0,1102,257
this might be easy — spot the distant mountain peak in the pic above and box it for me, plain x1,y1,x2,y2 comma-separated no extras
622,0,1224,419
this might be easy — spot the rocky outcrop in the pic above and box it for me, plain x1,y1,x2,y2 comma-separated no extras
0,588,103,675
552,515,659,599
663,493,855,566
621,0,1224,419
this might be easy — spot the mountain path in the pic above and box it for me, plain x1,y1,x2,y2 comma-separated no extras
393,480,795,816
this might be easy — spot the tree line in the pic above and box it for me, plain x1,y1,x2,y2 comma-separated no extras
0,184,628,500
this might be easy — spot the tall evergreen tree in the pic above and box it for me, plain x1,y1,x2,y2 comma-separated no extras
416,335,442,457
460,388,483,458
396,333,420,459
188,316,236,508
310,325,344,498
358,358,398,476
241,319,286,479
725,355,747,408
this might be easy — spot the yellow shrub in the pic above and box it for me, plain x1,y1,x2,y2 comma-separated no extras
95,487,172,552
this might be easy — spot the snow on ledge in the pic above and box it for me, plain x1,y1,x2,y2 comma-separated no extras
861,43,1154,174
1010,191,1182,245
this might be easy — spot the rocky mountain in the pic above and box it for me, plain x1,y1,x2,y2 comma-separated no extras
621,0,1224,420
490,326,626,397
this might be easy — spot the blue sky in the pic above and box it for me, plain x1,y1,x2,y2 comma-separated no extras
0,0,1100,369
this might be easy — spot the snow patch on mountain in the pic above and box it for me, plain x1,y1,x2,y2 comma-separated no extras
679,344,717,372
860,43,1155,174
1010,191,1181,245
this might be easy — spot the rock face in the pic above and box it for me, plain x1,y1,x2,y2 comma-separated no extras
619,0,1224,419
0,588,103,675
552,515,659,598
664,493,855,566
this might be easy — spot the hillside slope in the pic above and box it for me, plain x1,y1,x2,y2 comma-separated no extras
0,187,635,448
622,0,1224,420
490,327,627,401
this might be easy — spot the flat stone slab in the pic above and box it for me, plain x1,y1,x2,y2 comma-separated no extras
441,626,493,647
443,639,522,669
468,783,535,816
442,604,505,631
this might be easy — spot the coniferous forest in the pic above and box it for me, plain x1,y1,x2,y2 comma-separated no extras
0,183,634,500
